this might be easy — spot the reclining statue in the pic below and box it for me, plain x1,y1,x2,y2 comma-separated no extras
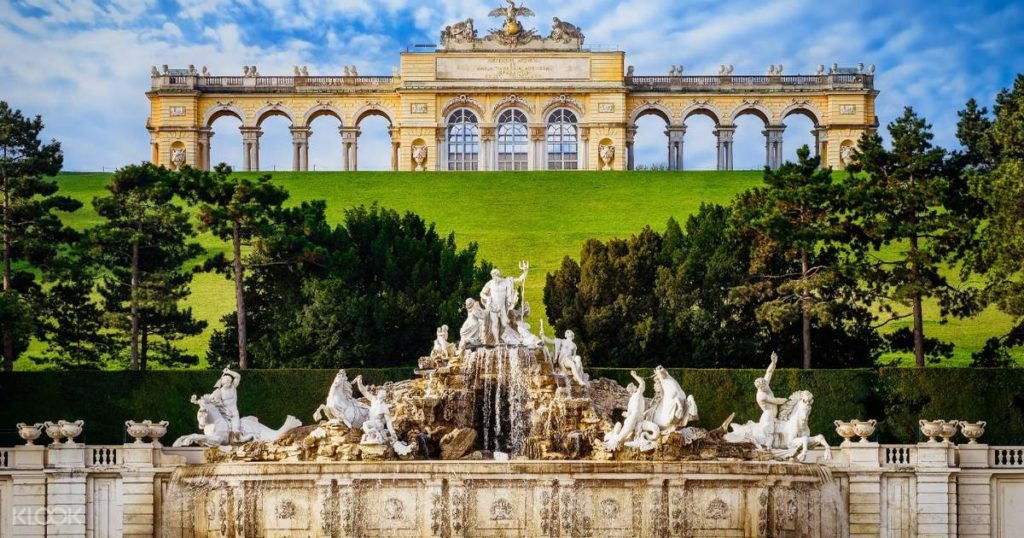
603,367,699,452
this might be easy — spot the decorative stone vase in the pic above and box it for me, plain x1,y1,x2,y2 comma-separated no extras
411,145,427,172
147,420,170,447
59,419,85,445
16,422,43,445
959,421,986,444
598,144,615,171
919,419,943,443
833,420,855,445
126,420,151,444
43,421,64,445
938,420,958,443
851,419,877,443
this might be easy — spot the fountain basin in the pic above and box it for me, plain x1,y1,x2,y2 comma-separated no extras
162,460,846,537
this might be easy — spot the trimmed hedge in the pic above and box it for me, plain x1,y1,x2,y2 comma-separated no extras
1,368,1022,446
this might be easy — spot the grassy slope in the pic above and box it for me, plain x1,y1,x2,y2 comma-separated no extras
17,170,1020,369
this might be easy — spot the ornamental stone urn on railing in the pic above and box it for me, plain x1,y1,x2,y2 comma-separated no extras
148,420,170,447
939,420,958,443
834,420,855,445
851,419,877,443
17,423,43,445
59,419,85,445
126,420,151,444
43,421,64,444
959,421,986,444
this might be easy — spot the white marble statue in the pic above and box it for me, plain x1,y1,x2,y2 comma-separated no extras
431,325,454,359
724,353,831,461
647,365,698,431
173,394,301,448
459,298,488,349
541,330,589,386
313,369,370,428
603,371,653,451
355,376,413,456
479,261,529,345
210,367,241,438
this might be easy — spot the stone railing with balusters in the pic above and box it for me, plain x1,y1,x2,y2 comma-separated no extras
88,445,120,467
625,73,874,91
152,73,400,92
990,446,1024,467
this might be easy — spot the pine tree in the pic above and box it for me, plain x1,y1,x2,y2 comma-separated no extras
731,146,846,369
175,164,289,369
844,108,966,367
0,101,81,371
90,163,204,370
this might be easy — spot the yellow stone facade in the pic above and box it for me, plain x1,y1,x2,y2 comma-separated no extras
146,50,877,172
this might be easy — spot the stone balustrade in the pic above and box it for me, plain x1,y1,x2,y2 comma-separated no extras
1,441,1022,536
151,74,401,92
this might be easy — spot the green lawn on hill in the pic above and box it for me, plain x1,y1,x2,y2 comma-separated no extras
18,170,1021,369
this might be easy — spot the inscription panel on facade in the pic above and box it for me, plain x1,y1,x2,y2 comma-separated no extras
436,57,591,81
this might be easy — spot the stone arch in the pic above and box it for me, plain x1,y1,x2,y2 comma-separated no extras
727,101,775,126
541,96,584,121
681,102,724,126
253,103,297,127
202,103,245,128
629,101,673,125
301,102,345,128
491,97,535,124
353,103,395,127
441,96,485,121
780,102,824,127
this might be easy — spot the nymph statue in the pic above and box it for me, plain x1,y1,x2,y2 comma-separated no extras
431,325,454,359
355,375,413,456
459,298,488,349
173,393,300,448
541,329,589,386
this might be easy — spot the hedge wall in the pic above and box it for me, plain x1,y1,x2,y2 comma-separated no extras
1,368,1022,446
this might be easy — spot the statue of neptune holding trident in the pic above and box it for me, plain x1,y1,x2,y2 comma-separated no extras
479,261,529,345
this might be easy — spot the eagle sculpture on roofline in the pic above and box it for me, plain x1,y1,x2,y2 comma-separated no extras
489,0,535,39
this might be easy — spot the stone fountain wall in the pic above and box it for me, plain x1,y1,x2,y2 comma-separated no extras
160,460,844,538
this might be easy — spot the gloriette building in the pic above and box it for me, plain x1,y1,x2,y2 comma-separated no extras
146,3,878,172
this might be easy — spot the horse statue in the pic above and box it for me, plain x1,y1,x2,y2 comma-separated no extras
313,369,370,429
647,366,698,431
771,390,831,462
173,394,301,448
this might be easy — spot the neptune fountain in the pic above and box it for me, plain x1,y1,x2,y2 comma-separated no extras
164,262,845,537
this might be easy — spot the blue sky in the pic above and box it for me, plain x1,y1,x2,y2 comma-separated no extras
0,0,1021,171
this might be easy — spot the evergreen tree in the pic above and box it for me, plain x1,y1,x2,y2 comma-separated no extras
731,146,845,368
175,164,289,369
0,102,80,370
844,108,967,367
90,163,204,370
968,75,1024,344
32,261,107,369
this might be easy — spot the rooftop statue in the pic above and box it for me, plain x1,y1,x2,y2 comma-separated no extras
549,17,584,45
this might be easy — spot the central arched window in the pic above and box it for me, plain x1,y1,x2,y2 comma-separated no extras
546,109,579,170
497,109,529,171
447,109,479,171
